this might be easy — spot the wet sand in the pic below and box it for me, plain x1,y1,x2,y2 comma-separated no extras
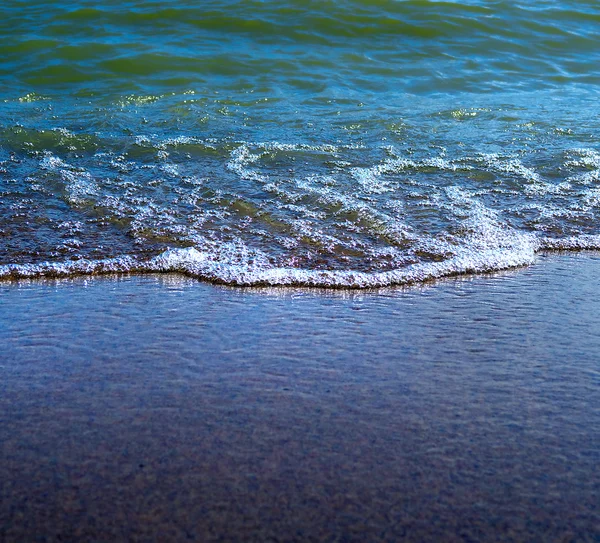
1,253,599,542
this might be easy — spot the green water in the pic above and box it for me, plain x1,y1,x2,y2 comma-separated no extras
1,1,600,286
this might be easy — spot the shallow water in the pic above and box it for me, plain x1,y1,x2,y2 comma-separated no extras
1,253,599,540
2,1,600,286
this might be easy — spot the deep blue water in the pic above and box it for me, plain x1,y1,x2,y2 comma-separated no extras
1,0,600,286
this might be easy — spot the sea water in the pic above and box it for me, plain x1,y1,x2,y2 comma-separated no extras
1,0,600,286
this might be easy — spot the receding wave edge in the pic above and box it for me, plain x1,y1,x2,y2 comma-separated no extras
2,235,600,288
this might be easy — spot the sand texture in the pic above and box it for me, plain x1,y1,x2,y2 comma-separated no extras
1,253,599,541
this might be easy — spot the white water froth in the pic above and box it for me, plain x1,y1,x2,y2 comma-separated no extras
0,231,540,287
40,152,98,204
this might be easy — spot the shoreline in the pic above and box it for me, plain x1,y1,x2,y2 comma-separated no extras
0,248,595,291
1,246,599,290
1,251,599,541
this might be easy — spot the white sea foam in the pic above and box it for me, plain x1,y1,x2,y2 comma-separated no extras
0,225,539,288
4,135,599,288
39,153,99,204
350,153,470,194
564,149,600,186
227,144,268,183
481,154,541,183
540,235,600,251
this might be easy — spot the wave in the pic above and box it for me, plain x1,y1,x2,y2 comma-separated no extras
0,232,564,288
5,230,600,288
2,0,599,95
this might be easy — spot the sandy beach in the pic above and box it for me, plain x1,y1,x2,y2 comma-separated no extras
1,252,599,541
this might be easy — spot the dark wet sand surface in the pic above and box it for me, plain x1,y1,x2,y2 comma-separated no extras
1,253,599,541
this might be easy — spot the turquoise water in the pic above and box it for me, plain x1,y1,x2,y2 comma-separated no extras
2,0,600,286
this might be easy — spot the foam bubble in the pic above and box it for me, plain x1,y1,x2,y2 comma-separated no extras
0,226,538,288
540,235,600,251
481,154,541,183
39,153,99,204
